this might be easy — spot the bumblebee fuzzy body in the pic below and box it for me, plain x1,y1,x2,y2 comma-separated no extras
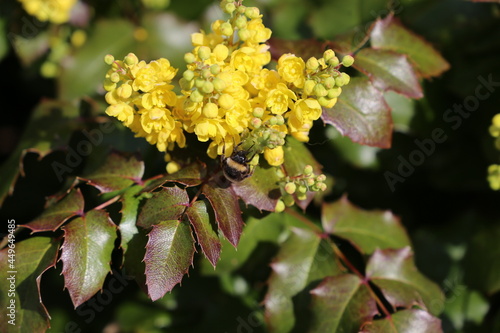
222,148,254,183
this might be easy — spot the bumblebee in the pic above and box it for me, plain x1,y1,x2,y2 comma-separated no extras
222,145,255,183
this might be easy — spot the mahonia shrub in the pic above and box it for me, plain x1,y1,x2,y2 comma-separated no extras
0,0,456,332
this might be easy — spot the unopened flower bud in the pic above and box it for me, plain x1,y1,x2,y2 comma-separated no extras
220,22,234,36
166,161,181,174
183,70,195,81
323,49,335,62
306,57,319,71
184,52,196,64
104,54,115,65
285,182,296,194
275,199,285,213
304,165,313,175
342,55,354,67
198,46,211,60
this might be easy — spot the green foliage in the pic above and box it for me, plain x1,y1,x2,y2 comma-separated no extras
1,0,499,332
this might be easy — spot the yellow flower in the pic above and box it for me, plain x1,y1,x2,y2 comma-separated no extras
264,146,284,166
18,0,77,24
265,83,296,115
241,18,272,45
488,164,500,190
277,54,306,88
105,103,135,127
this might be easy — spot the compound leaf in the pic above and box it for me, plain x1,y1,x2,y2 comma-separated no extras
137,186,189,229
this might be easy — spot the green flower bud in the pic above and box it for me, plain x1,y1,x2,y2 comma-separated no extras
328,56,340,67
201,81,214,94
224,2,236,13
328,87,342,99
220,22,234,36
323,49,335,61
124,53,138,66
110,72,120,83
184,52,196,64
210,64,221,75
104,54,115,65
245,7,260,19
275,115,285,125
189,89,204,103
313,83,328,97
183,69,195,82
304,79,316,95
251,117,262,128
342,55,354,67
253,107,264,118
284,182,297,194
306,57,319,71
324,77,336,89
212,77,227,91
297,193,307,201
275,167,285,178
235,16,247,29
179,78,193,90
198,46,211,60
201,68,212,79
275,199,285,213
195,77,205,88
303,165,313,175
283,194,295,207
298,185,308,194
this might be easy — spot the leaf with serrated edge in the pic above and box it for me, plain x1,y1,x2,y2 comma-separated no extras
143,161,207,192
363,308,443,333
322,77,393,148
366,247,445,316
322,196,410,254
370,14,450,78
21,188,84,233
232,165,281,212
202,182,243,247
264,227,341,332
61,210,117,308
79,153,144,193
137,186,189,229
283,137,323,210
309,274,378,333
186,200,221,267
0,237,59,333
353,48,423,99
119,185,143,255
144,220,195,301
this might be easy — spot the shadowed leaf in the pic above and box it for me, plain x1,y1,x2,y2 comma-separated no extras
144,219,195,301
366,247,445,316
322,77,393,148
61,210,117,308
0,237,59,333
264,227,341,333
21,188,84,232
322,196,411,254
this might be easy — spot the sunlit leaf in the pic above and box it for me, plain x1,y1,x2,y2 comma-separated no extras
79,152,144,193
61,210,117,308
137,186,189,229
322,196,411,254
119,185,143,255
186,200,221,268
0,237,59,333
309,274,378,333
144,219,195,301
353,48,423,98
363,309,443,333
370,15,450,78
322,77,393,148
232,165,281,212
202,182,243,247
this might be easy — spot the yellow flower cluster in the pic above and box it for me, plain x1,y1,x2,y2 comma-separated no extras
18,0,77,24
488,114,500,190
103,0,352,166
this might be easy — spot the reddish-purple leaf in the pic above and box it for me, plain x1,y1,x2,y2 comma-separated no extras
0,237,59,333
366,247,445,316
363,309,443,333
232,165,281,212
144,220,195,301
79,153,144,193
322,77,393,148
268,38,325,61
353,48,423,98
61,210,117,308
20,188,84,233
322,196,410,254
186,200,221,267
143,161,207,192
309,274,378,333
137,186,189,229
282,137,323,210
264,227,342,332
370,15,450,78
202,182,243,247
